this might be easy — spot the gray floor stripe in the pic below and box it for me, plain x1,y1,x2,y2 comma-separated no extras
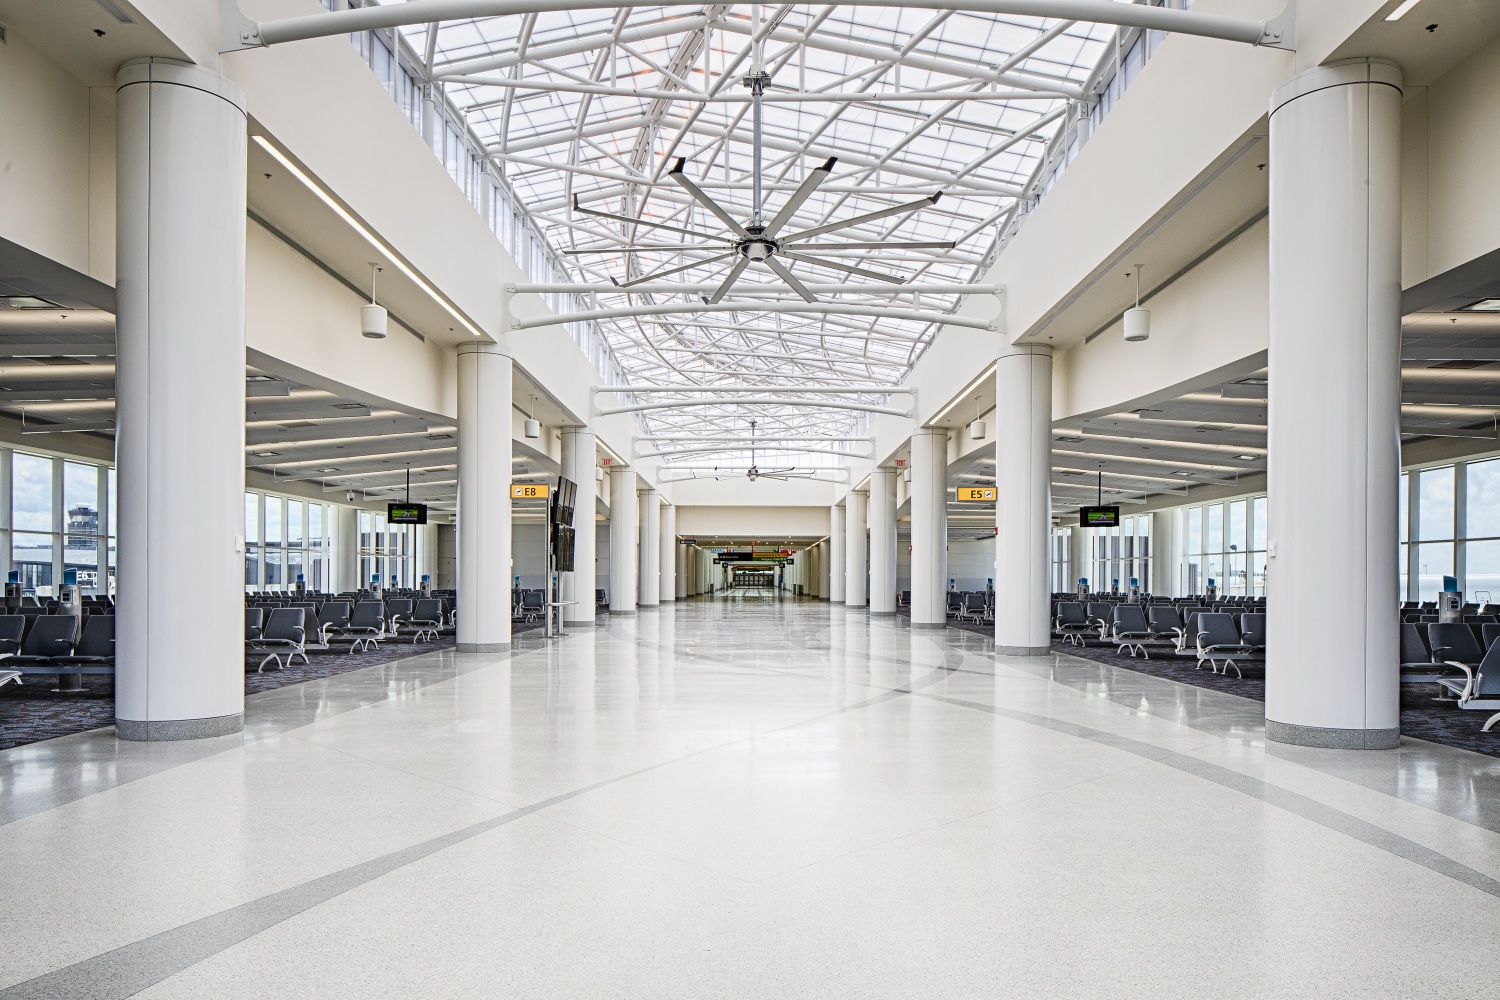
918,692,1500,900
0,646,955,999
0,747,728,1000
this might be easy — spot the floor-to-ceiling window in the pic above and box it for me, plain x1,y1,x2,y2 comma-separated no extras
1176,495,1267,598
245,490,334,593
1089,515,1150,593
1050,527,1071,592
357,510,417,590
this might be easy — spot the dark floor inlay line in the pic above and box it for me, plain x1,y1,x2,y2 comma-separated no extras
0,743,732,1000
917,691,1500,901
1,632,964,999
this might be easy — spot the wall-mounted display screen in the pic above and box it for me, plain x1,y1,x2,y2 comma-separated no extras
1079,505,1120,528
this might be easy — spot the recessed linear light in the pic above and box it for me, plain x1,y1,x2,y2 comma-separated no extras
1460,299,1500,313
1234,454,1257,461
1235,377,1269,386
1385,0,1423,21
251,135,483,338
246,374,278,382
252,451,279,458
0,295,63,310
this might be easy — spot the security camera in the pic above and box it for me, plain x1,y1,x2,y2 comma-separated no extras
346,491,357,503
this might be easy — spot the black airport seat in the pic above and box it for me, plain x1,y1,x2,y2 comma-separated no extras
245,607,264,642
247,608,307,672
407,599,444,642
7,615,79,674
1054,602,1092,646
0,615,26,655
1108,604,1161,658
1427,623,1483,671
1437,639,1500,713
53,616,114,670
1195,613,1257,677
331,601,387,652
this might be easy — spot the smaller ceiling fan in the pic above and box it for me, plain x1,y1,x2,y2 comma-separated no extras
710,420,816,482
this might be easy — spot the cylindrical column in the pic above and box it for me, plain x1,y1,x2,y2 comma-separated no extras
910,428,948,628
845,489,868,608
869,469,897,615
1266,59,1403,750
639,488,660,608
608,469,638,613
336,505,358,593
675,534,687,600
660,503,676,603
995,344,1054,654
456,341,513,651
560,428,597,624
114,59,247,741
829,505,846,604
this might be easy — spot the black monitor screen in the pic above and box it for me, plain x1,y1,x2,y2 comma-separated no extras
388,503,428,524
1079,505,1120,528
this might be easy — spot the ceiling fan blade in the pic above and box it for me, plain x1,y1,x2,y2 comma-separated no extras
562,244,713,255
762,256,818,303
799,240,956,251
707,256,751,304
572,194,732,242
778,250,903,284
780,192,943,243
762,156,837,238
668,157,751,239
619,251,735,287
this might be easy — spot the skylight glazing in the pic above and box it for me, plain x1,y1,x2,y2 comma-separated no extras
380,2,1118,474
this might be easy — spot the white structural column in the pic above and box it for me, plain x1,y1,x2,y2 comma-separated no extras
560,428,596,624
114,59,247,741
869,469,897,615
639,488,660,608
609,469,638,613
336,506,359,593
1266,59,1403,750
456,341,513,651
660,503,676,603
995,344,1054,655
845,489,868,608
910,428,949,628
829,505,846,604
675,536,687,600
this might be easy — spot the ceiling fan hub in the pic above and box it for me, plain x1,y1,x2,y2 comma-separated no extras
740,237,778,261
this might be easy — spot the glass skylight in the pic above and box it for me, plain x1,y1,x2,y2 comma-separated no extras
386,3,1117,470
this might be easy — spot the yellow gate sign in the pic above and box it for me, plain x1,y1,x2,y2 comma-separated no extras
957,487,996,502
511,483,551,499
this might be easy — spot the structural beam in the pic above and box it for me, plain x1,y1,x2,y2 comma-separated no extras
595,397,913,418
222,0,1293,53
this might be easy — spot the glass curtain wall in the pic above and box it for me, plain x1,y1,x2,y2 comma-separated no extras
3,450,114,598
1050,528,1072,592
1400,456,1500,603
357,510,418,589
245,491,335,593
1089,515,1150,593
1178,496,1268,597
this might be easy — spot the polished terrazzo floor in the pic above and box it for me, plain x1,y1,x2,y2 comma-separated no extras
3,596,1500,998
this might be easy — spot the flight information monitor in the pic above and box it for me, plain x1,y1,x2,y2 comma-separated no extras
1079,505,1120,528
387,503,428,524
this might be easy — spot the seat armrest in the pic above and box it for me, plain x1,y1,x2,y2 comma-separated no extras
1442,661,1477,701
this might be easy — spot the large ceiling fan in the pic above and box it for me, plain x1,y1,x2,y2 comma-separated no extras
567,67,956,303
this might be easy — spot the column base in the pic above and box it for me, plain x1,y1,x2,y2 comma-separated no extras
869,610,897,617
608,609,636,616
456,641,510,653
995,645,1051,656
116,713,243,742
1265,719,1400,750
910,621,947,630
